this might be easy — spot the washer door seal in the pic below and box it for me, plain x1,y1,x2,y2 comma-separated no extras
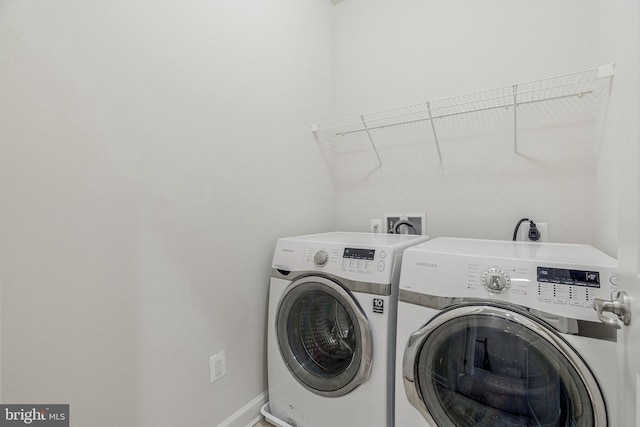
276,276,373,397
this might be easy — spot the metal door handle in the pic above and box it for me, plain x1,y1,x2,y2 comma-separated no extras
593,290,631,329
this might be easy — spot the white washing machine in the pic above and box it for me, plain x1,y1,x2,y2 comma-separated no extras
264,232,429,427
395,237,619,427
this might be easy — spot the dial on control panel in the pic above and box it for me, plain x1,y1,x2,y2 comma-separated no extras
313,250,329,266
482,267,511,294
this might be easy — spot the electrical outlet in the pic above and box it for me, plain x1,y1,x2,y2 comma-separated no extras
516,222,548,242
210,351,226,383
370,219,382,233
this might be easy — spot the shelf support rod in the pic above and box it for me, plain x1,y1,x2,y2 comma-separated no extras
427,102,443,166
513,84,519,159
361,116,383,168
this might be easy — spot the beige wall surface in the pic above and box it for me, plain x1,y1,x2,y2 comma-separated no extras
330,0,615,250
0,1,334,426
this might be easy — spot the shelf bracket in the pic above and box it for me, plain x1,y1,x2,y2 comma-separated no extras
427,102,443,166
513,84,519,159
361,116,383,169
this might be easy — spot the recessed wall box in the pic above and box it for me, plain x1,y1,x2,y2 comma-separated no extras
383,213,427,235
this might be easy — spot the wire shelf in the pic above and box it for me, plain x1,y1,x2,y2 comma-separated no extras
312,63,614,181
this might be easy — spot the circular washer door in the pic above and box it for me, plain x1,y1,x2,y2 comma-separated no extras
276,276,373,397
403,304,607,427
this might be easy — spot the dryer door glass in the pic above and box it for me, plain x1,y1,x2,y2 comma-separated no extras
276,277,373,397
405,305,606,427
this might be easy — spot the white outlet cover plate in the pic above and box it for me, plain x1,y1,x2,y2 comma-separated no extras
210,351,226,383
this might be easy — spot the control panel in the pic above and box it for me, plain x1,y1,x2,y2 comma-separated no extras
399,238,619,323
462,262,618,318
273,232,430,286
304,245,390,279
536,266,602,308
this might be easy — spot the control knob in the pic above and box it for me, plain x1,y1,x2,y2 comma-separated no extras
482,267,510,294
313,250,329,267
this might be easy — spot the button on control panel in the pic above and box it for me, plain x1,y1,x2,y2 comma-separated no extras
536,266,601,309
341,258,374,270
537,283,597,308
481,267,510,294
313,250,329,266
342,246,380,274
306,247,340,266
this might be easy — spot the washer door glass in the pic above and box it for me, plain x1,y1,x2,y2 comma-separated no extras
404,305,607,427
277,276,372,397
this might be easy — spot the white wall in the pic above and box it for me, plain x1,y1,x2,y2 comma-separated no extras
330,0,608,246
0,1,334,426
596,2,640,424
595,1,640,257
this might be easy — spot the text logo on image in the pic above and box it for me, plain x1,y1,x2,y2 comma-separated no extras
0,405,68,426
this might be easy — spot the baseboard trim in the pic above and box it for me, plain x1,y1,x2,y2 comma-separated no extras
216,391,269,427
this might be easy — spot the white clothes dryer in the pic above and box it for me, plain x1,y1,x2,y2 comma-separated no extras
265,232,429,427
395,237,619,427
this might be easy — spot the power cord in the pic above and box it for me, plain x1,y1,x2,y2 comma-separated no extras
392,220,418,235
512,218,541,241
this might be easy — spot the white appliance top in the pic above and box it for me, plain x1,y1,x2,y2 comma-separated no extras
282,231,428,246
272,232,430,284
408,237,617,265
400,237,618,322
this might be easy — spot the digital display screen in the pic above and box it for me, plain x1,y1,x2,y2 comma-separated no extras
537,267,600,288
343,248,375,260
